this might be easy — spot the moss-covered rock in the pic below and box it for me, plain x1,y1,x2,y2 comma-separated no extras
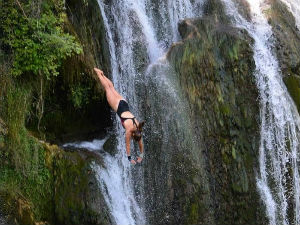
0,139,111,225
283,74,300,112
0,118,6,149
166,17,265,225
102,134,117,156
0,191,35,225
65,0,111,74
202,0,229,23
0,118,7,135
266,0,300,113
52,146,110,225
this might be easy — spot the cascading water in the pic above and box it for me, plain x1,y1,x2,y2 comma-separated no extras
221,0,300,224
92,0,203,224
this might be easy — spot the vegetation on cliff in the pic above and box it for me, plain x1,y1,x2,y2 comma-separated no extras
1,0,82,78
0,0,111,224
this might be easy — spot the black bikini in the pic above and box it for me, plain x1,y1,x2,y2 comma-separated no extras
117,100,138,128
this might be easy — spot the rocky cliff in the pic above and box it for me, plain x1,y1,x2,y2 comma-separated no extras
144,15,265,224
266,0,300,112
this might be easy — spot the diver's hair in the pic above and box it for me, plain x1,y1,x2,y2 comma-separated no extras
133,121,145,142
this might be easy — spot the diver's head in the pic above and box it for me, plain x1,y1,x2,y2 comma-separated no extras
132,121,145,142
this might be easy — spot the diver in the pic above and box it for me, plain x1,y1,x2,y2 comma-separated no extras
94,68,145,164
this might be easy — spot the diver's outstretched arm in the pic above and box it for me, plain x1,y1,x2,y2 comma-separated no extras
136,139,144,163
126,130,136,164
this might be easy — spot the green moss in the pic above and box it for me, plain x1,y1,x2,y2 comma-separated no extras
0,61,53,225
283,75,300,113
220,103,231,116
232,146,237,160
186,203,199,225
0,140,54,224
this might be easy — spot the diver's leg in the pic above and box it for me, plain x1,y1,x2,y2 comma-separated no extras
94,68,121,111
111,87,124,101
95,68,109,89
101,74,125,100
102,74,113,88
105,88,121,112
98,74,110,89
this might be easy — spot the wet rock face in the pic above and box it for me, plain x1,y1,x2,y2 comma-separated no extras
53,150,111,225
0,118,6,149
0,118,7,136
167,17,266,225
53,147,111,225
0,192,35,225
232,0,251,21
266,0,300,112
65,0,111,73
202,0,229,22
283,74,300,112
0,142,111,225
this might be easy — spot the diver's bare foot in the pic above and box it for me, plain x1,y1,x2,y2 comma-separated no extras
136,157,143,163
94,68,104,77
130,159,136,165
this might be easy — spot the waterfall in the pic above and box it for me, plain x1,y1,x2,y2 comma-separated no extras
93,0,203,224
91,0,199,225
221,0,300,224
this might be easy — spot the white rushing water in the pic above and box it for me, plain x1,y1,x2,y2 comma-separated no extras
221,0,300,224
93,0,203,224
279,0,300,30
63,139,107,151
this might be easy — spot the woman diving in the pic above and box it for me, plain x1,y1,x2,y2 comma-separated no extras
94,68,145,164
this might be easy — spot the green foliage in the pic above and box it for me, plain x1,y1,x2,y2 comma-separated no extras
186,203,199,225
0,0,82,79
70,85,91,108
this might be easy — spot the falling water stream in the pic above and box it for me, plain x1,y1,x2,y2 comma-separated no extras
93,0,201,224
222,0,300,224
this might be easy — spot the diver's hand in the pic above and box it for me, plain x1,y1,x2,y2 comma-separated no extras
136,157,143,163
130,159,136,165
